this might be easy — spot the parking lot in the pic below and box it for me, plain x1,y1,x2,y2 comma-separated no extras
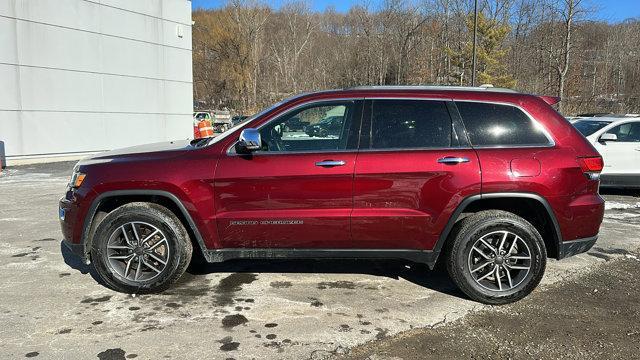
1,161,639,359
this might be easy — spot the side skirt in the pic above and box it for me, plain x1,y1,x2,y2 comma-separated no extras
204,248,439,269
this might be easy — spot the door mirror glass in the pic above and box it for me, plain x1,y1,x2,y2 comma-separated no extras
236,128,262,153
599,133,618,142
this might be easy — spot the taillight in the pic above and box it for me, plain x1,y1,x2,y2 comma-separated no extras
577,156,603,180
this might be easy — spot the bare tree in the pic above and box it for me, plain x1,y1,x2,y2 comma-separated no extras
192,0,640,116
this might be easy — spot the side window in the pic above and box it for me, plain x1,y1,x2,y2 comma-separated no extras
605,122,640,142
456,102,551,146
370,100,452,149
259,102,353,152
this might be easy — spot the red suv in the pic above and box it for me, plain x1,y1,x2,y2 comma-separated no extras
60,86,604,304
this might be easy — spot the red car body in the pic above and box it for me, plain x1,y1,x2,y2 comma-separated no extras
60,87,604,267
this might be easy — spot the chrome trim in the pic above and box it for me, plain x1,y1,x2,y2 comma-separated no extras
232,149,358,156
226,97,363,156
237,128,262,152
357,146,473,153
453,99,556,148
315,160,346,167
437,157,470,164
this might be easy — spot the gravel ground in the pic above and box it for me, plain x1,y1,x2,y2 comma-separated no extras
340,254,640,360
0,161,639,360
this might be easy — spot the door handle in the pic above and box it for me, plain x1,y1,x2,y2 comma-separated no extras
437,157,470,164
315,160,346,167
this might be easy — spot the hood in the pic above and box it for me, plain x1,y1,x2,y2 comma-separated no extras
78,139,195,166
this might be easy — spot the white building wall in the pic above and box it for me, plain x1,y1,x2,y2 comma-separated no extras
0,0,193,164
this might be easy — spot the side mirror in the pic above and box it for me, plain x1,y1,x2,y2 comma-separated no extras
599,133,617,143
236,128,262,154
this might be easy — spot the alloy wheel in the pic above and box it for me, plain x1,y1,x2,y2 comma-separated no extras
467,230,532,291
106,221,170,282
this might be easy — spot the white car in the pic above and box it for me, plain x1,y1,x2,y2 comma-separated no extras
572,115,640,188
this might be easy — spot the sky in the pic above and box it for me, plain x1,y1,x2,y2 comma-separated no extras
190,0,640,23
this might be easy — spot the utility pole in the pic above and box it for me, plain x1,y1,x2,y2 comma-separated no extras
471,0,478,87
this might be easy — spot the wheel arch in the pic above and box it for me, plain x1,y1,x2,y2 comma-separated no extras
435,192,562,262
81,190,208,262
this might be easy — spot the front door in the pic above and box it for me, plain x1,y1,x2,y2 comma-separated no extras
352,99,481,250
594,121,640,177
214,100,362,248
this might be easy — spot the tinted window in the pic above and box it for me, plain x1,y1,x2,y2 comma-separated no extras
573,120,612,136
259,102,353,152
605,122,640,142
456,102,550,146
370,100,452,149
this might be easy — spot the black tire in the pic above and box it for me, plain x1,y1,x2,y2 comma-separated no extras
90,202,192,294
445,210,546,305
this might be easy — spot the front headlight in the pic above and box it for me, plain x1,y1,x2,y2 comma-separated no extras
69,165,86,189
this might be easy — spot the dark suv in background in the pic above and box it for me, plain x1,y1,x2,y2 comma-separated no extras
60,86,604,304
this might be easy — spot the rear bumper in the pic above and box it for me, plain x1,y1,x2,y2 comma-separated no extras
558,235,597,259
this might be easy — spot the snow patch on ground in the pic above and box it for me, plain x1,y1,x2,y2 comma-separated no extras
0,172,67,184
605,212,640,220
605,201,640,210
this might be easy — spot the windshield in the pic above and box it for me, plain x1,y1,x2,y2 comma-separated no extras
573,120,612,136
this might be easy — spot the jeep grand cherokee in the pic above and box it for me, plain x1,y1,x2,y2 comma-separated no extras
60,86,604,304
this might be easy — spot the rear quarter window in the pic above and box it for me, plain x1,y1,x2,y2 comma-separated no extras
456,102,551,146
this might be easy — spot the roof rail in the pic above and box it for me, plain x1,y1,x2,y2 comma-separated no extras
343,85,518,93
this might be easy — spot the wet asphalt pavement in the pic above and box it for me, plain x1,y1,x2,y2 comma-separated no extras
0,162,639,359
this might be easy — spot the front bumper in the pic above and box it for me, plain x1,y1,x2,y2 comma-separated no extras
62,238,88,263
558,235,597,259
59,194,89,263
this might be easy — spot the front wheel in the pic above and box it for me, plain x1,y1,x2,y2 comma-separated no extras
445,210,546,305
90,202,192,293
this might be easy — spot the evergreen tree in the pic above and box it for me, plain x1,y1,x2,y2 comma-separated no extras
447,12,516,88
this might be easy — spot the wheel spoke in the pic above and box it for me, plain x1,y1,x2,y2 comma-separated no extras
107,245,132,250
509,255,531,260
494,266,502,291
504,265,514,288
479,238,497,254
134,257,142,281
477,266,496,282
121,226,133,246
148,238,168,251
508,235,519,255
147,252,167,265
472,246,492,260
131,223,141,244
109,254,134,260
505,264,530,270
143,260,162,274
124,256,135,278
140,229,160,244
471,261,493,273
498,231,508,252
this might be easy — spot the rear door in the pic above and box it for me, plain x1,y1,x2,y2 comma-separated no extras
214,100,362,249
352,99,481,250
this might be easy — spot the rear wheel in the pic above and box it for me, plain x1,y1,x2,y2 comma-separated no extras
445,210,546,305
90,202,192,294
